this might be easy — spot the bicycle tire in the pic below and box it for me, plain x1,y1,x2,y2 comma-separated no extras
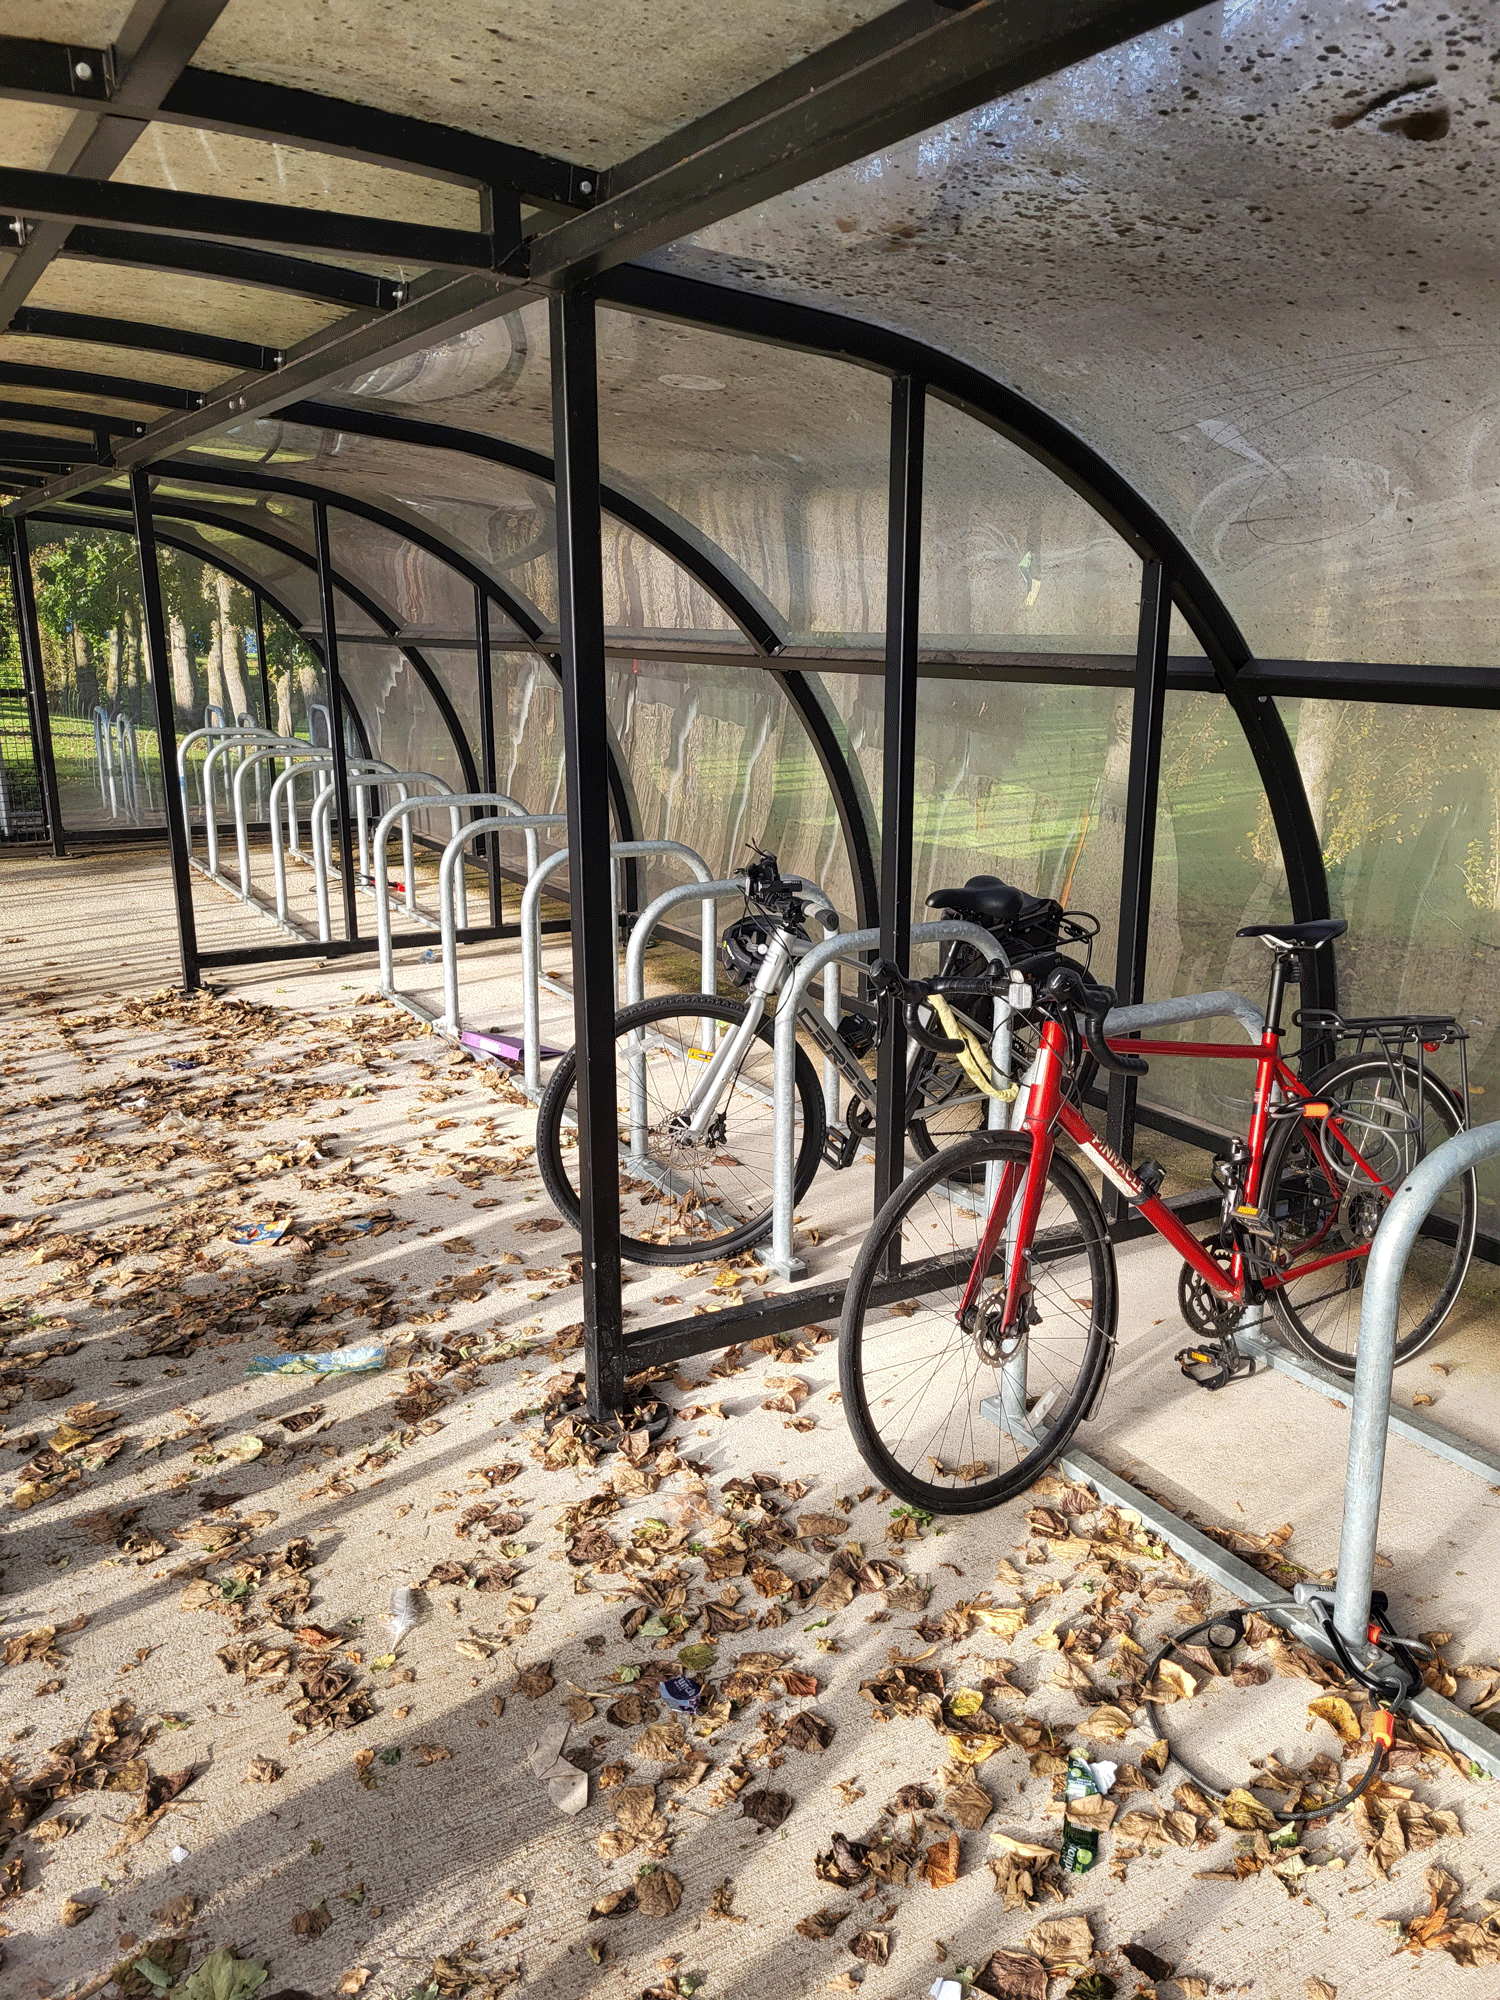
1262,1052,1475,1374
535,993,826,1265
839,1130,1115,1511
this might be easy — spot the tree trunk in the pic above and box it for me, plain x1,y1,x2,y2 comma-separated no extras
213,572,251,720
205,614,226,716
72,624,97,716
106,625,122,705
168,611,194,716
276,668,294,737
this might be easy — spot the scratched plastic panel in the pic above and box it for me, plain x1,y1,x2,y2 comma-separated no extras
661,1,1500,666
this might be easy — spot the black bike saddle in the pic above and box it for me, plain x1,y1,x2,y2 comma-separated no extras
1236,918,1347,948
927,875,1027,926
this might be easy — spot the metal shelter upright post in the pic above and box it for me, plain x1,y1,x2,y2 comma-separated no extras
872,376,925,1230
7,516,65,857
312,501,360,942
475,582,502,927
552,289,626,1419
252,590,272,731
129,468,199,990
1105,557,1171,1222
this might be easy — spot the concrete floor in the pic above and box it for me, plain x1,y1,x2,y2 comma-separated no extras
3,840,1499,1999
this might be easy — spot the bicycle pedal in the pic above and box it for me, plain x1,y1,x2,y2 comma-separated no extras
1175,1342,1256,1392
822,1125,860,1171
1233,1203,1277,1242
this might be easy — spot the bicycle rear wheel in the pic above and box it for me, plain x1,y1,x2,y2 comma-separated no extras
535,994,826,1265
839,1131,1115,1511
1263,1053,1474,1373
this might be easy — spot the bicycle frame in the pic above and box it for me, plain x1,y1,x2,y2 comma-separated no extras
962,1014,1405,1334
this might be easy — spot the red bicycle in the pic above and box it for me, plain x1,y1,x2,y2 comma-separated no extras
838,917,1475,1511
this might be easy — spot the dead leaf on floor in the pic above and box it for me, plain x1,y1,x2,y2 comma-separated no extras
60,1894,94,1927
291,1901,333,1937
336,1973,372,1996
796,1906,849,1940
972,1949,1047,2000
922,1832,961,1889
707,1878,746,1923
849,1930,889,1964
1028,1914,1093,1974
514,1661,554,1698
944,1777,993,1828
1304,1981,1337,2000
742,1788,793,1832
635,1865,683,1917
1307,1695,1361,1745
1121,1942,1174,1981
1219,1788,1280,1833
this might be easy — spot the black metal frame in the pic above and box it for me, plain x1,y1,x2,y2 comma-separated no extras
130,464,198,988
6,517,65,857
551,290,626,1419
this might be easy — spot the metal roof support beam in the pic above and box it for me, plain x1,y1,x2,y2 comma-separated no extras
0,360,196,408
0,37,598,209
47,223,416,310
7,517,67,857
0,1,232,327
530,0,1212,286
8,306,276,372
0,166,521,273
0,401,146,437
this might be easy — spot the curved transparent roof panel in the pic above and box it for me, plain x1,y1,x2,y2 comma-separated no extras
600,521,740,645
184,422,559,628
325,512,523,645
595,308,890,643
110,128,484,231
196,1,895,166
338,302,890,645
0,330,230,394
335,304,553,456
921,396,1140,657
662,1,1500,668
31,256,344,354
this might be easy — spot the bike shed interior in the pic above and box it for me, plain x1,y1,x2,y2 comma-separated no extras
4,1,1500,1987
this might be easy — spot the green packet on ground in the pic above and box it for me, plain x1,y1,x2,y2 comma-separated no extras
1060,1751,1116,1874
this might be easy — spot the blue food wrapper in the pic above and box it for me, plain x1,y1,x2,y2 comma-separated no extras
227,1217,290,1246
247,1343,385,1376
659,1675,702,1714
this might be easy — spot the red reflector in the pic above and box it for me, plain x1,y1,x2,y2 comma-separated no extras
1423,1040,1441,1052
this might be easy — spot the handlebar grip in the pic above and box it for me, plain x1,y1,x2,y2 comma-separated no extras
905,998,963,1055
1082,1006,1148,1078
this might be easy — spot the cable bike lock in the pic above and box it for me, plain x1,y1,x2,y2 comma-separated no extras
1141,1604,1424,1822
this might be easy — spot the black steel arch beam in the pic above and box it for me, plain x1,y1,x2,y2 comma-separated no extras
48,224,411,311
125,463,639,849
47,488,475,792
291,399,878,925
0,38,597,210
7,306,276,372
0,360,196,408
0,400,147,437
0,169,506,276
295,399,783,654
596,265,1331,969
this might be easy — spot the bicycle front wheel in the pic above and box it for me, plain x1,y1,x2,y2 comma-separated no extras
534,993,826,1265
1263,1053,1475,1374
839,1131,1115,1511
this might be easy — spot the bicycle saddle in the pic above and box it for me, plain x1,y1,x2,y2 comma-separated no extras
927,875,1028,926
1236,918,1347,948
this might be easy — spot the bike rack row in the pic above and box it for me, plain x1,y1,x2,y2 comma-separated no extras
92,704,154,824
178,720,479,946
